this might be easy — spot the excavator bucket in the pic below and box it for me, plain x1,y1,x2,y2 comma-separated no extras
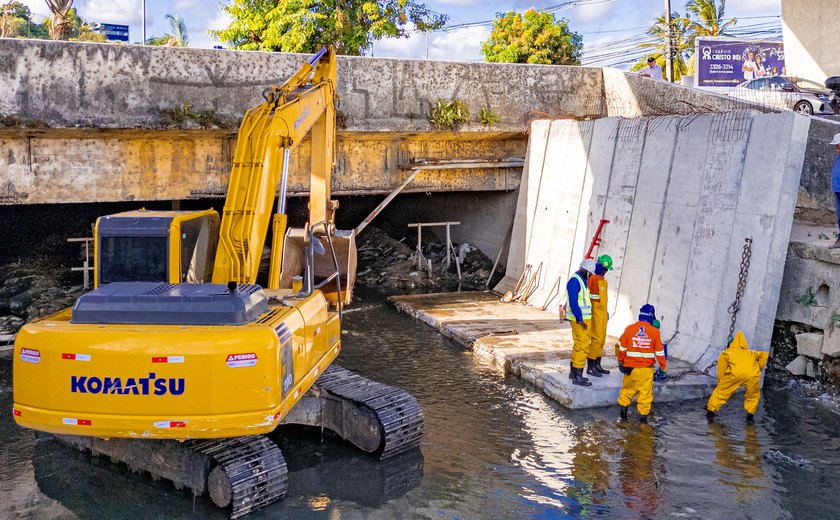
279,227,357,306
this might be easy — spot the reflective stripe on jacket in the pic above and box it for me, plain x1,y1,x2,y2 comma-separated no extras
565,273,592,321
617,320,666,369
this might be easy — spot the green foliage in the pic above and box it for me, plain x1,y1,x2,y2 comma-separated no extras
161,103,232,128
631,12,691,80
213,0,447,55
478,106,500,125
633,1,736,79
795,287,817,306
686,0,736,38
429,100,470,130
1,1,48,38
481,8,582,65
148,13,190,47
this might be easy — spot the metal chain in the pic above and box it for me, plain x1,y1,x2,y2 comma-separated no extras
727,237,753,343
663,238,753,382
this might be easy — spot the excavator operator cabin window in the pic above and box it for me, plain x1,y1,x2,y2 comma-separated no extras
99,236,168,285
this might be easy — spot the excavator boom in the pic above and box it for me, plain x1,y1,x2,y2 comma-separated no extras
212,48,352,303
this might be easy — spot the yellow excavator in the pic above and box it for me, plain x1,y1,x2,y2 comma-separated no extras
12,48,423,518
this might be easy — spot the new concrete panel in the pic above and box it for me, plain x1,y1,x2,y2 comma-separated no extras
615,116,678,329
567,119,600,278
502,111,806,369
640,115,713,341
599,118,647,322
497,121,550,293
701,112,811,368
531,120,594,309
676,112,753,363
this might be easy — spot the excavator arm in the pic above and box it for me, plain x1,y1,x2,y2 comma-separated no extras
211,48,347,296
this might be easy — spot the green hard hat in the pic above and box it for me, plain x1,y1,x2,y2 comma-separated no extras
597,254,614,271
652,319,661,329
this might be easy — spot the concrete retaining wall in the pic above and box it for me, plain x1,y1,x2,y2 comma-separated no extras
497,111,810,369
0,39,603,130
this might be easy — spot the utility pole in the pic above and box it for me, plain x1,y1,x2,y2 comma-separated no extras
141,0,146,45
664,0,673,82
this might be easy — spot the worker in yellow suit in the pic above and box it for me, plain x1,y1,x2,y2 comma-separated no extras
616,304,667,423
565,258,597,387
706,330,769,424
586,254,613,377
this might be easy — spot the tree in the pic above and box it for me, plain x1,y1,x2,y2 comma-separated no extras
482,9,582,65
212,0,447,55
1,1,48,38
631,13,692,80
45,0,73,40
686,0,736,38
633,1,736,80
148,13,190,47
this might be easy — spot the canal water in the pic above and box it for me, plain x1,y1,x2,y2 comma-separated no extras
2,292,839,519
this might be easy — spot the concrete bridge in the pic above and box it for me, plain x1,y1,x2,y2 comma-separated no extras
0,39,770,206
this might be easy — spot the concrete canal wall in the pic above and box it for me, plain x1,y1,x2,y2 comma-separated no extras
496,112,810,370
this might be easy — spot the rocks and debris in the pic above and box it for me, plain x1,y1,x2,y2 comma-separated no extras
0,260,83,336
355,227,502,293
763,449,813,469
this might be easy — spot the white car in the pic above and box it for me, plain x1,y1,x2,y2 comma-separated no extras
729,76,834,115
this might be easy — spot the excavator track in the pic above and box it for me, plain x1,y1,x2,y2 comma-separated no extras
187,436,288,518
314,365,424,459
55,434,288,519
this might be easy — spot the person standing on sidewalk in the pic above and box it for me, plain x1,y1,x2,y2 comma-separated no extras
586,254,613,378
565,258,597,387
830,133,840,249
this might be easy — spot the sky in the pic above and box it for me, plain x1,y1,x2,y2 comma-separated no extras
14,0,782,68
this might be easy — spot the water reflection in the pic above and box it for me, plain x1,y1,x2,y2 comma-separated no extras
618,424,664,518
4,293,840,519
710,423,765,504
31,427,425,520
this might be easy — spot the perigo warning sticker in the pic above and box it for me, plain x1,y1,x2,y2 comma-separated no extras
20,348,40,364
226,353,258,368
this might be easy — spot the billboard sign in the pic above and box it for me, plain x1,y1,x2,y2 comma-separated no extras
695,37,785,87
99,23,129,42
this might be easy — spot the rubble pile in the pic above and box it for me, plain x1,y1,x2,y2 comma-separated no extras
0,260,83,340
355,227,500,293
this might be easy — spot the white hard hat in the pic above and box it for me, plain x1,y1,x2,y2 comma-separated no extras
830,133,840,146
580,258,597,274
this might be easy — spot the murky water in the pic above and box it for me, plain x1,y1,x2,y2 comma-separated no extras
2,293,840,519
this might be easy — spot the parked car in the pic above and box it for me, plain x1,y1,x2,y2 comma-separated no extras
728,76,834,115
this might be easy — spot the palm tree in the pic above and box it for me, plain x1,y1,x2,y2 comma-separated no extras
44,0,72,40
166,13,189,47
632,13,692,80
686,0,736,40
148,14,189,47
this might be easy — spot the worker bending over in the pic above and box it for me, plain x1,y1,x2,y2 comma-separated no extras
565,259,597,387
705,330,769,424
586,254,613,377
616,304,667,423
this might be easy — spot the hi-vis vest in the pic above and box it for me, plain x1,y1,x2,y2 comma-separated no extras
565,273,592,321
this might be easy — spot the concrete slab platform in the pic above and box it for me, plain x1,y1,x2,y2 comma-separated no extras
391,291,715,410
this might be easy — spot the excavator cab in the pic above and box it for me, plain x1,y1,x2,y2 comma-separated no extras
94,209,220,289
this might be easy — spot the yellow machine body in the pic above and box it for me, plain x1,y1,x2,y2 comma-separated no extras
13,49,357,440
13,291,340,438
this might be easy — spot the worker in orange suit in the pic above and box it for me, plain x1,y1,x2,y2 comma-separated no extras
616,304,667,423
586,254,613,377
565,258,597,387
706,330,769,424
